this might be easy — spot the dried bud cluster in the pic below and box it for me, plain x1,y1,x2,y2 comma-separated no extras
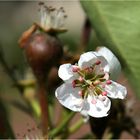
38,2,67,32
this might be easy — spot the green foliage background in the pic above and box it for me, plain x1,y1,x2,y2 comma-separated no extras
81,1,140,97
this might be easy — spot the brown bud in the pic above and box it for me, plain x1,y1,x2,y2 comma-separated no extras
22,32,63,83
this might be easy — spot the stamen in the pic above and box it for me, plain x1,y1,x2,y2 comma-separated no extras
79,76,84,82
102,91,108,96
95,60,101,65
72,66,80,72
106,80,112,85
93,80,100,85
78,90,83,96
104,73,109,80
85,67,93,73
91,99,97,104
72,80,76,88
38,3,66,29
38,1,44,6
99,96,106,101
100,67,103,72
102,84,106,88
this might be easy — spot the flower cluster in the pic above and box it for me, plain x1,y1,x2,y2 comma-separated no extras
55,47,127,118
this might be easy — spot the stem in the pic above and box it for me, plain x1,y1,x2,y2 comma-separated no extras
38,83,49,136
49,111,75,137
69,118,84,134
30,99,41,118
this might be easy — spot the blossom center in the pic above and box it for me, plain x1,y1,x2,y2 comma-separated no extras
72,60,111,99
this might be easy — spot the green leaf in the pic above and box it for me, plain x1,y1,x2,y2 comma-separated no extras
81,1,140,97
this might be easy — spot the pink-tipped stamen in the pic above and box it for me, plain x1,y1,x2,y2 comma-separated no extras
78,90,83,96
102,84,106,88
72,80,76,88
100,67,104,72
91,99,97,104
106,80,112,85
79,76,84,82
99,96,106,101
95,60,101,65
104,73,109,80
85,67,93,73
93,80,100,85
102,91,108,96
72,66,80,72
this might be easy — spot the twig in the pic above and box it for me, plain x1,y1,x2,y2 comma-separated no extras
49,111,75,137
69,117,84,134
38,83,49,136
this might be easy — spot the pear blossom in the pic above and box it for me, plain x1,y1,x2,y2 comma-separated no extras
55,47,127,118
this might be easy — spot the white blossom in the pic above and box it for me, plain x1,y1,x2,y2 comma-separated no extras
55,47,127,118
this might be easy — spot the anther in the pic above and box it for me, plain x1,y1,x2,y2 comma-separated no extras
102,84,105,88
91,99,97,104
93,80,100,85
106,80,112,85
72,80,76,88
72,66,80,72
38,2,44,5
95,60,101,65
104,73,109,80
100,67,104,72
79,76,84,82
84,67,93,73
99,96,106,101
78,90,83,96
102,91,107,96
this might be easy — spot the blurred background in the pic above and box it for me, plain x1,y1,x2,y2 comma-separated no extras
0,1,140,139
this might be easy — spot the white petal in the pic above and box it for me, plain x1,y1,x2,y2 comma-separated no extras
105,80,127,99
78,51,109,73
55,83,83,112
82,95,111,118
78,51,97,68
97,47,121,80
80,109,89,122
58,63,77,81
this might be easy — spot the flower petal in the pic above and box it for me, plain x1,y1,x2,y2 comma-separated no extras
97,47,121,80
78,52,97,68
78,51,109,73
105,80,127,99
80,110,89,122
82,95,111,118
55,83,83,112
58,63,77,81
